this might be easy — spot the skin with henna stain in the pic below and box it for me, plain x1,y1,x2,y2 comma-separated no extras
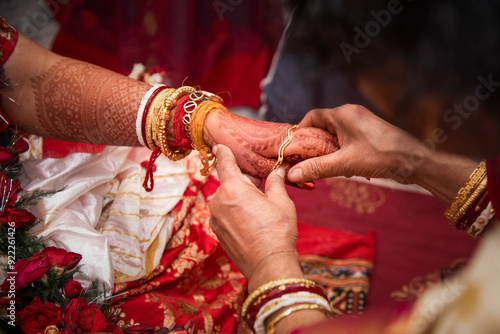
203,108,338,183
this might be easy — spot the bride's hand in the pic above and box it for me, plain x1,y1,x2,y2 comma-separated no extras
203,108,338,187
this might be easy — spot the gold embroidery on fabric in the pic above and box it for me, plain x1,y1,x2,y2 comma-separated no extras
391,258,469,302
121,171,188,181
107,191,183,201
145,233,160,275
110,249,142,260
325,178,386,214
99,223,163,242
108,209,168,218
202,310,214,334
114,270,135,282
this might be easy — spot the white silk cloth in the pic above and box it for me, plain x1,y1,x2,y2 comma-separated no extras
21,140,189,290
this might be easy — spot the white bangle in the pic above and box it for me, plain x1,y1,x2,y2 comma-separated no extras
135,84,168,147
467,201,495,238
253,292,331,334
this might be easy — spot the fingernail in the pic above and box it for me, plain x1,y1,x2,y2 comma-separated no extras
212,145,218,155
288,168,302,181
302,181,315,190
275,167,286,180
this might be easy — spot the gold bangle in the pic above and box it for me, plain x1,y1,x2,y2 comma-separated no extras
144,88,174,150
272,125,299,171
240,278,318,324
451,177,488,227
266,303,332,334
156,87,195,158
445,161,486,223
189,100,225,176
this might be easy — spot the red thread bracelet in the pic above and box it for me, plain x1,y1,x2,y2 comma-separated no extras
168,95,193,150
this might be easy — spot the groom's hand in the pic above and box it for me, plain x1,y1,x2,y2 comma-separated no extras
208,144,303,292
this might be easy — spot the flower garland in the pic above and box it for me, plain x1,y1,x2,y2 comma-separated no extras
0,67,195,334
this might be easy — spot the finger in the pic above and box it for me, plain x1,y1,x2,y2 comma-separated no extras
283,127,338,161
298,109,332,131
265,167,289,200
287,149,350,183
213,144,243,184
244,173,262,188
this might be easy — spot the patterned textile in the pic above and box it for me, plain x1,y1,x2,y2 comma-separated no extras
300,255,372,315
0,17,17,67
110,161,376,332
112,158,246,332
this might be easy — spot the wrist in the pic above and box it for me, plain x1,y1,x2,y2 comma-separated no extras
247,251,303,293
203,108,224,147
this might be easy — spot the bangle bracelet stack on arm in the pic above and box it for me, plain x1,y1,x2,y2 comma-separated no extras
136,85,226,191
445,161,496,238
241,278,333,334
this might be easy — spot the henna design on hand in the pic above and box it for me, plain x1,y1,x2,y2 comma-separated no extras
31,58,149,146
204,108,339,181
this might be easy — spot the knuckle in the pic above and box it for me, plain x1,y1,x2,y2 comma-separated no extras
307,159,324,180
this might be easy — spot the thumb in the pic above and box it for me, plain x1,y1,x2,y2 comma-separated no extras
213,144,240,184
265,167,289,200
287,149,350,183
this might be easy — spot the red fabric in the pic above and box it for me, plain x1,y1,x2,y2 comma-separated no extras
42,139,105,159
487,157,500,215
288,178,478,316
111,160,376,331
49,0,283,109
297,223,375,261
0,17,18,67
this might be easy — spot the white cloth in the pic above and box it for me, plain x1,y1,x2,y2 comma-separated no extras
409,222,500,334
22,144,189,289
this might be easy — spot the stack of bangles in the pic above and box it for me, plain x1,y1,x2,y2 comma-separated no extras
445,160,496,238
240,278,333,334
136,84,224,191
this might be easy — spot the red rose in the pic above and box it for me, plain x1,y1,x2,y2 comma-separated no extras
19,297,63,334
63,298,107,333
124,324,155,333
0,147,14,164
106,323,124,334
62,252,82,270
42,247,82,270
63,278,83,298
1,252,50,290
0,208,35,228
13,137,29,154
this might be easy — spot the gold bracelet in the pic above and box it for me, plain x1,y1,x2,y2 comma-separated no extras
146,88,175,150
451,177,488,227
156,87,196,158
240,278,318,324
272,125,299,171
445,161,486,223
266,303,331,334
189,100,225,176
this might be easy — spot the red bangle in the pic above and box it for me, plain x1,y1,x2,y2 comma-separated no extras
168,95,193,150
246,283,328,329
456,190,490,231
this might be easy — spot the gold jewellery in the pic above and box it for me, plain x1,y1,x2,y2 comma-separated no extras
272,125,299,171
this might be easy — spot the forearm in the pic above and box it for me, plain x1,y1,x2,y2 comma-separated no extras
403,149,477,206
1,34,150,146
